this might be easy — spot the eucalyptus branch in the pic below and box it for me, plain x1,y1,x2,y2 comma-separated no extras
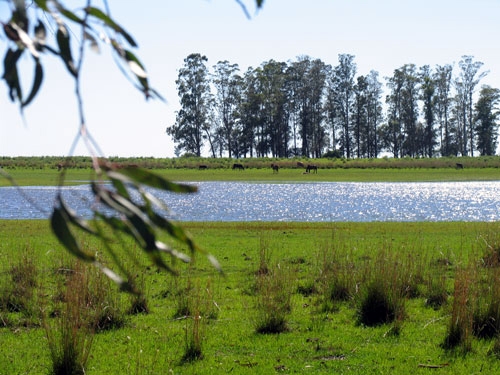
2,1,223,294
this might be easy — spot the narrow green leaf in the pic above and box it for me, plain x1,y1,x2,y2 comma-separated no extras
107,172,131,199
33,0,49,12
127,213,176,272
85,6,137,47
21,59,43,107
207,254,223,274
56,25,77,77
155,241,191,263
147,87,166,102
118,167,197,193
92,182,137,217
51,206,95,263
11,5,28,32
3,23,20,42
58,8,85,25
95,212,132,236
9,22,39,58
34,20,47,47
84,31,100,53
2,48,23,102
128,212,156,250
146,209,196,250
123,49,147,78
57,194,96,235
95,263,138,294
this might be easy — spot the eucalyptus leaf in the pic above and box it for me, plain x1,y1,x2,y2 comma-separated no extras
96,263,138,294
58,7,86,25
21,59,43,107
155,241,191,263
118,167,197,193
123,49,147,78
2,48,23,102
51,205,96,263
33,0,48,11
56,24,77,77
57,194,96,235
34,20,47,49
10,22,39,58
85,6,137,47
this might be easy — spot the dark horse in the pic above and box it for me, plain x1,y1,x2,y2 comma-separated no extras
271,163,279,173
232,163,244,170
306,164,318,173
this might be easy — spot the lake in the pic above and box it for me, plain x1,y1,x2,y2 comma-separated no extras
2,181,500,222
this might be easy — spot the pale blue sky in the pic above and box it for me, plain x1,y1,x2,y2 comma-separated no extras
1,0,499,158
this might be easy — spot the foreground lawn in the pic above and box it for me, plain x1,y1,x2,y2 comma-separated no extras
2,221,500,374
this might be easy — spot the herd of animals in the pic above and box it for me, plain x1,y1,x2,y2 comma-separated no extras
198,162,465,172
198,161,319,173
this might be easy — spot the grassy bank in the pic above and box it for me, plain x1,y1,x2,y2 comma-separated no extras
0,166,500,186
2,220,500,374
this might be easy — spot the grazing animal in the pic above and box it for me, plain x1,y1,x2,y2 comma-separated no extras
232,163,244,170
271,163,279,173
306,164,318,174
198,165,208,170
297,161,305,168
456,163,464,169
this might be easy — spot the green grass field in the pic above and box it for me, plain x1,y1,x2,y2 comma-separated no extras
2,220,500,374
2,155,500,186
2,156,500,373
2,165,500,186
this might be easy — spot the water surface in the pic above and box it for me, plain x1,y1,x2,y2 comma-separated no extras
1,181,500,222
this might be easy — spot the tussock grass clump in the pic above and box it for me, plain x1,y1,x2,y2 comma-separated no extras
44,262,96,375
181,300,204,364
254,267,293,334
356,251,406,328
313,239,358,313
0,246,40,324
128,293,149,315
254,242,294,334
442,266,475,352
177,277,218,363
424,274,448,310
472,269,500,339
357,281,399,327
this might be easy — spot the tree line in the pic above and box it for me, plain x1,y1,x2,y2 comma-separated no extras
167,53,500,159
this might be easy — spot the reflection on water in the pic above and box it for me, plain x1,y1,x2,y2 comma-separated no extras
2,181,500,222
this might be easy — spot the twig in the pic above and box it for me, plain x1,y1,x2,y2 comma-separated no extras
418,363,449,368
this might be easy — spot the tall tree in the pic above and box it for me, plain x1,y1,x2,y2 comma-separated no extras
307,58,329,157
433,64,454,156
365,70,383,158
474,85,500,155
456,55,488,156
399,64,420,157
259,60,290,157
384,68,405,157
212,60,242,158
284,62,302,156
289,57,312,156
330,54,357,158
419,65,437,157
238,67,263,157
353,75,368,158
167,53,213,157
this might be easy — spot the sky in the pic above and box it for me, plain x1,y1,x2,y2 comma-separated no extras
1,0,499,158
